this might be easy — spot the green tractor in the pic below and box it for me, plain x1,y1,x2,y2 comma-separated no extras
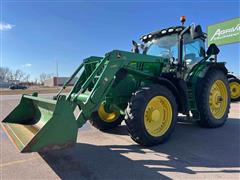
2,18,231,152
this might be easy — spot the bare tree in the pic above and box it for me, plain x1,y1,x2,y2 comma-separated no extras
0,67,31,84
34,78,39,85
39,73,47,84
13,69,25,81
6,70,14,81
39,73,53,84
0,67,11,81
23,74,30,82
19,71,25,81
47,73,54,79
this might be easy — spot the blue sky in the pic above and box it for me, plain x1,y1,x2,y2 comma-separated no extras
1,1,240,80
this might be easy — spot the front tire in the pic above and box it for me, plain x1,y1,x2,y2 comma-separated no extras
196,70,230,128
125,85,177,146
89,103,124,131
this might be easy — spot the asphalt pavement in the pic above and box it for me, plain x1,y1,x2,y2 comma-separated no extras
0,94,240,179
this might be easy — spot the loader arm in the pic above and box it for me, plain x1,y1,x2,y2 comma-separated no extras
65,50,164,127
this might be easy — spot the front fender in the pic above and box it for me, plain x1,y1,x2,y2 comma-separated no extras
227,73,238,80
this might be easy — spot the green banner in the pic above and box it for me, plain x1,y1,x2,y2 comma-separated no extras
207,17,240,46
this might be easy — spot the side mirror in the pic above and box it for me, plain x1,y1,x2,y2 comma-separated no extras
206,43,220,56
190,25,204,39
200,47,206,58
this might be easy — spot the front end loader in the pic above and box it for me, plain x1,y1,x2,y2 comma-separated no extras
2,17,231,152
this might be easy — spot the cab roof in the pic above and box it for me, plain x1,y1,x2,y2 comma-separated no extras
141,25,207,43
140,26,185,43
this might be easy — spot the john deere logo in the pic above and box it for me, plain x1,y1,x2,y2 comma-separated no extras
208,17,240,46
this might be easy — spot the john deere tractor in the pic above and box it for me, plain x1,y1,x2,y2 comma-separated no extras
2,17,231,152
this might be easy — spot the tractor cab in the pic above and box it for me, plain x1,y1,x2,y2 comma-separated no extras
132,16,208,69
140,25,206,67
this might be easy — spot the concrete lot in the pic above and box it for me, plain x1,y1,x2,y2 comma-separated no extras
0,94,240,179
0,86,71,95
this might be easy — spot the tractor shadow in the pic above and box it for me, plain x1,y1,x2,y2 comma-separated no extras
40,118,240,180
103,123,129,135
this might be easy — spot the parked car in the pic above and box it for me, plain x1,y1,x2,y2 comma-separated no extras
9,84,28,90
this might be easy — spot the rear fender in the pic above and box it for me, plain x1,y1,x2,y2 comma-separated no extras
187,62,228,112
187,62,228,83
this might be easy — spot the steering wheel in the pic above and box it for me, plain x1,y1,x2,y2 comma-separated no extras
159,50,176,64
159,50,171,58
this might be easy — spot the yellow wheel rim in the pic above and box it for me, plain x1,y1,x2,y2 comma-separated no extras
98,104,119,123
230,81,240,99
209,80,228,119
144,96,173,137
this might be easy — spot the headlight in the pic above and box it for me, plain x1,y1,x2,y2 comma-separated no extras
175,27,183,32
148,34,152,38
161,30,167,34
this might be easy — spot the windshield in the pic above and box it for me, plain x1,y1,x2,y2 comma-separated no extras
144,33,205,65
145,34,178,60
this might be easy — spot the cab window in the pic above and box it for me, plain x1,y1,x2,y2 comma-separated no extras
183,34,205,65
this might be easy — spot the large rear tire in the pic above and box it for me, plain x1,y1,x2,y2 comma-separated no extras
125,85,177,146
89,103,124,131
229,77,240,102
196,70,230,128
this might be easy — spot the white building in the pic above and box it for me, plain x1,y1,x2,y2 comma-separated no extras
44,77,77,87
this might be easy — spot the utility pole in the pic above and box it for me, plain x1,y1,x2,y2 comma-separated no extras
56,59,59,88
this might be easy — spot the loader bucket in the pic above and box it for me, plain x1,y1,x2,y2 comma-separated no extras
1,94,78,152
